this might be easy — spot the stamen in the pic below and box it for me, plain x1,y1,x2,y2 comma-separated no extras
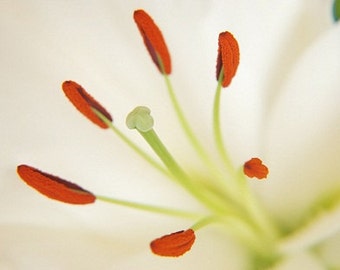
133,9,171,74
62,80,112,128
216,31,240,87
96,195,202,219
212,31,240,176
150,229,195,257
243,158,269,179
17,165,96,204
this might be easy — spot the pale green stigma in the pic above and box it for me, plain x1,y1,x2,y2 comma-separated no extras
126,106,154,132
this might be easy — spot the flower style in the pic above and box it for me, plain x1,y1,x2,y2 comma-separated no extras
2,1,340,269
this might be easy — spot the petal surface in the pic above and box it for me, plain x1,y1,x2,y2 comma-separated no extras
261,23,340,226
0,1,337,269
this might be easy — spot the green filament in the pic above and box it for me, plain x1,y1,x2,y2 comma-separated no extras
190,215,220,231
157,55,217,170
213,68,235,174
96,195,202,219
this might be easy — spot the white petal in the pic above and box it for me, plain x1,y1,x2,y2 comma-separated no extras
261,23,340,225
318,231,340,267
272,251,325,270
0,224,249,270
1,0,338,268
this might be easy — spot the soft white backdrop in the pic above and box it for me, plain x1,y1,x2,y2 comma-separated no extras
1,1,339,269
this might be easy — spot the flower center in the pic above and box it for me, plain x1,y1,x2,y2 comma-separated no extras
17,8,275,262
17,7,340,268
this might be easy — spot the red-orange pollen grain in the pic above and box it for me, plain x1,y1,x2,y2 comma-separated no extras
133,9,171,74
17,165,96,204
150,229,196,257
216,31,240,87
62,80,112,129
243,158,269,180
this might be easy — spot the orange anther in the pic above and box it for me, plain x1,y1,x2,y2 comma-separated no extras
17,165,96,204
150,229,195,257
134,9,171,74
216,31,240,87
243,158,269,180
62,80,112,128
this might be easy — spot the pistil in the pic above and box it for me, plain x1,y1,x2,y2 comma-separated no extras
125,106,228,214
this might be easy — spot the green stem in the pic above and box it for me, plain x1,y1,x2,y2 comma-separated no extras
139,129,201,193
190,215,220,231
231,169,279,245
161,58,242,206
96,195,201,219
212,74,279,244
92,108,170,177
243,186,279,243
213,68,235,174
158,55,216,171
138,128,230,214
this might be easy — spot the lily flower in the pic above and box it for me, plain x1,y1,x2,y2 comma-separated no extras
1,1,340,269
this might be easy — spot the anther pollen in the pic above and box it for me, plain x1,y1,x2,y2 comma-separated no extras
17,165,96,204
150,229,196,257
